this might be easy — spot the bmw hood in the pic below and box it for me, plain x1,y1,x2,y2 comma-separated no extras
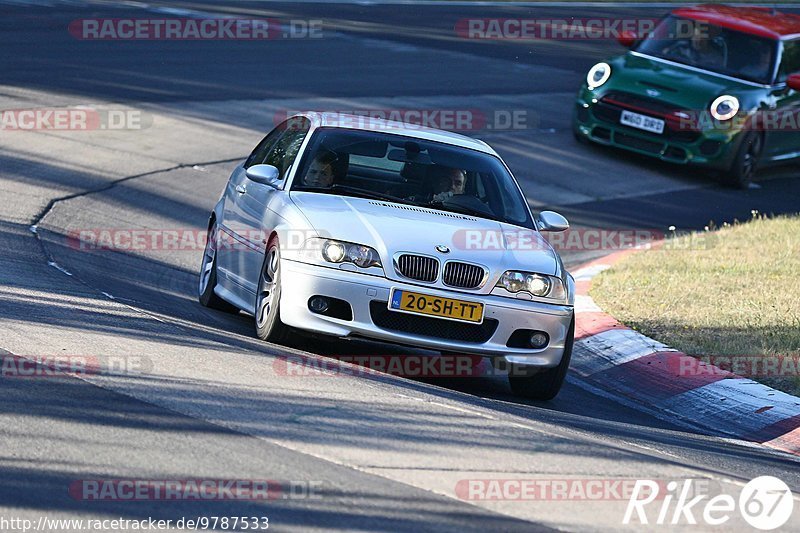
289,192,559,284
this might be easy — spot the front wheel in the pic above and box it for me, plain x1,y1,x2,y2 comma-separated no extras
725,131,763,189
508,317,574,401
198,221,239,313
255,237,292,344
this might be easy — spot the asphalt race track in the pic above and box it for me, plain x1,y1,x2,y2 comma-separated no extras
1,1,799,531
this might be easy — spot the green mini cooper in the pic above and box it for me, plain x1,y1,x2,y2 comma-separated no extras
573,4,800,188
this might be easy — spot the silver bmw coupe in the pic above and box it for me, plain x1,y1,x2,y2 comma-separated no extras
199,113,575,399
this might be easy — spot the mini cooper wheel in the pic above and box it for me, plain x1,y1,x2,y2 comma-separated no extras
508,317,574,400
198,220,238,313
255,237,292,343
726,131,763,189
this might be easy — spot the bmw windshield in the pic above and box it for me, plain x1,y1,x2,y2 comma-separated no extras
635,15,778,84
291,127,534,228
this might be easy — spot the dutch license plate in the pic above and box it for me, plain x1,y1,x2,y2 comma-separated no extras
389,289,484,324
620,110,665,134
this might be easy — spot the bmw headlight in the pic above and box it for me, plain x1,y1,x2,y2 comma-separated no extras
587,62,611,89
303,238,382,269
322,241,346,263
496,270,566,301
347,244,382,268
710,95,739,121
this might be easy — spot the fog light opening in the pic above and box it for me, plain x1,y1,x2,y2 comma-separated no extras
308,296,330,314
529,332,549,349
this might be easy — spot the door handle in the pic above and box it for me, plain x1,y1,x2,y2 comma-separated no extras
235,184,247,195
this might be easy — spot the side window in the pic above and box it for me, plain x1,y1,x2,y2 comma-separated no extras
264,117,311,180
778,40,800,83
244,126,283,169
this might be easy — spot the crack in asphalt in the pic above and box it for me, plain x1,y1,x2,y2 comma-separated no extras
23,155,247,344
29,156,243,228
27,155,243,287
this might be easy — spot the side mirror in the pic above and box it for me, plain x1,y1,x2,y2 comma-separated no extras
787,73,800,92
245,164,280,187
617,30,637,48
538,211,569,232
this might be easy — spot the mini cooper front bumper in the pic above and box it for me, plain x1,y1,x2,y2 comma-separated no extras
573,89,746,170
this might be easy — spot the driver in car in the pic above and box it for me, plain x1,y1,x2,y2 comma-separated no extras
302,151,337,188
666,22,727,68
431,167,466,202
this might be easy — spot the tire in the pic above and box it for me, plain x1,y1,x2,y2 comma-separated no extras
725,131,763,189
198,220,239,313
255,236,292,344
508,317,574,401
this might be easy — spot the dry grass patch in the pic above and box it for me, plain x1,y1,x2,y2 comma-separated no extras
591,214,800,395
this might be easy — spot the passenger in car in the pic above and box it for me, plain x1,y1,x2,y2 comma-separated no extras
431,167,467,202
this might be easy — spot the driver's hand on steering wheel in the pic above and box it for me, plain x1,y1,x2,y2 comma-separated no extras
432,191,454,203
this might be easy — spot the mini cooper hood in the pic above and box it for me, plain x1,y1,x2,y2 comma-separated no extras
290,192,559,276
609,53,757,111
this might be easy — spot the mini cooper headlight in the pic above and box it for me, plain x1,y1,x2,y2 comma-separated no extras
710,95,739,121
321,239,381,268
497,270,566,300
587,62,611,89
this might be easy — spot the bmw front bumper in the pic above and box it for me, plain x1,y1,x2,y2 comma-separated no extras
279,259,574,367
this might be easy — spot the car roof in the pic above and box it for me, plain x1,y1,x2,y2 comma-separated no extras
672,4,800,40
298,112,498,156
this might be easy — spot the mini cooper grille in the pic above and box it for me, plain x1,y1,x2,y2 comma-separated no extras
595,91,701,143
443,262,485,289
396,254,439,282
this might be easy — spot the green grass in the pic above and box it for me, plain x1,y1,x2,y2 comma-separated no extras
591,214,800,395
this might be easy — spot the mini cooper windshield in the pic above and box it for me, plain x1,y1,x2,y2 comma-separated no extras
291,128,534,228
635,15,778,84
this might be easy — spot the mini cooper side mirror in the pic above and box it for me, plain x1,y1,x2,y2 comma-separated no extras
787,73,800,92
617,30,637,48
538,211,569,232
245,164,280,186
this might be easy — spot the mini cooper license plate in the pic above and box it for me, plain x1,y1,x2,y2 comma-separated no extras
620,110,665,134
389,289,484,324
